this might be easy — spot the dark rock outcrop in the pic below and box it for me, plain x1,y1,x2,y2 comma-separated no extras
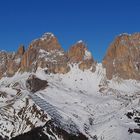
127,110,140,135
26,75,48,92
11,120,88,140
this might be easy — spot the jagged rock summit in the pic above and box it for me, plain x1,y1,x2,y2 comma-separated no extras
0,33,96,79
103,33,140,80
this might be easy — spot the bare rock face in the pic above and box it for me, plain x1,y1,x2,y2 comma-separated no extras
67,41,96,71
7,45,25,76
103,33,140,80
0,45,25,78
11,120,88,140
20,33,70,74
15,45,25,57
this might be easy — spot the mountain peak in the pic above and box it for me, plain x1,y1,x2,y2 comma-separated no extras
118,33,131,37
76,40,85,44
43,32,54,37
29,32,62,51
41,32,55,41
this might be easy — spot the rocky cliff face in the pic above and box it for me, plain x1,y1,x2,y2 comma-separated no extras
7,45,25,76
103,33,140,80
67,41,96,72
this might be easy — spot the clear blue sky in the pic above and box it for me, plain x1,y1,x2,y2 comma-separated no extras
0,0,140,62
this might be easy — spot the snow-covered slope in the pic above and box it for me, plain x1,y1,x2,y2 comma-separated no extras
35,64,140,139
0,73,48,139
0,64,140,140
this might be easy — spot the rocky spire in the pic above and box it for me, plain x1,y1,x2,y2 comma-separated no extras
16,44,25,56
67,40,96,71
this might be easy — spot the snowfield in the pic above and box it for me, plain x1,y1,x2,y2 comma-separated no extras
0,64,140,139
